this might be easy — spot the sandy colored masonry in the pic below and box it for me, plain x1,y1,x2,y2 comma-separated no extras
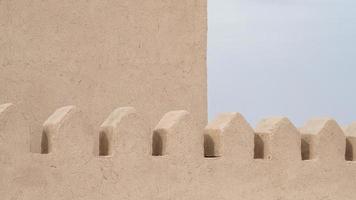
0,0,207,152
1,1,356,200
1,104,356,200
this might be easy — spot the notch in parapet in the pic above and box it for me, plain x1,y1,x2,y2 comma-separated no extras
97,107,149,157
152,110,202,158
300,118,345,162
344,122,356,161
255,117,301,161
204,113,254,159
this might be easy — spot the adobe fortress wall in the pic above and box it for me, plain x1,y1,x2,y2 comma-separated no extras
0,0,207,152
1,103,356,200
1,1,355,199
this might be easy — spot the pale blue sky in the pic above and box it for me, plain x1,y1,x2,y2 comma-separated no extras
208,0,356,126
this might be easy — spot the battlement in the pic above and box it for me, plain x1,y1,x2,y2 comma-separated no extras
1,103,356,199
5,1,353,199
2,103,354,162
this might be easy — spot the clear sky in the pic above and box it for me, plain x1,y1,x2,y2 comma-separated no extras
208,0,356,127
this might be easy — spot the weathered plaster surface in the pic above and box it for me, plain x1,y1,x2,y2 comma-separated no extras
0,0,207,145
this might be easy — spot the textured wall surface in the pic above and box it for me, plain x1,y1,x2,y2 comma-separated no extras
2,1,356,200
1,103,356,200
0,0,207,152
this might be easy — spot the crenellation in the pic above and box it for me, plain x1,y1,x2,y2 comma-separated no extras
255,117,301,161
152,110,202,159
1,104,356,199
1,105,355,163
40,105,76,154
300,118,346,162
204,112,254,159
97,107,150,157
1,105,354,163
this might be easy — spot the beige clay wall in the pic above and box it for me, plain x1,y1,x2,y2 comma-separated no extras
0,0,207,153
1,103,356,200
2,1,356,199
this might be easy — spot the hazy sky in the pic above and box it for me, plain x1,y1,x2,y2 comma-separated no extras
208,0,356,126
